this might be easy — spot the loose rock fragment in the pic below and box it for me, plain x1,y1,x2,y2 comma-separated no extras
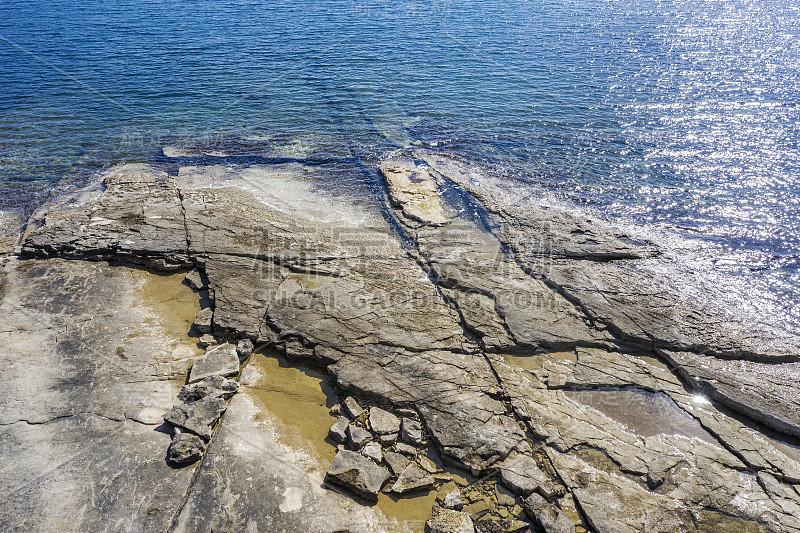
187,342,240,383
443,490,464,510
384,452,410,476
361,442,383,464
523,493,575,533
499,453,557,497
401,417,424,445
177,375,239,402
369,407,401,435
391,463,435,494
163,396,228,440
343,397,365,419
236,338,254,359
325,450,390,502
394,442,418,456
197,334,217,348
184,268,207,290
168,432,206,465
425,505,474,533
328,416,349,444
347,423,372,449
193,307,213,334
379,432,398,446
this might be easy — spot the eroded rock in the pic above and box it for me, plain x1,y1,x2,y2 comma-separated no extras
425,506,474,533
391,462,435,494
369,407,400,435
177,375,239,402
523,493,574,533
163,397,228,440
187,343,240,384
325,450,390,502
168,432,206,465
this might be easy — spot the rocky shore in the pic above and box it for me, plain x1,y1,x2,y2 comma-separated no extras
1,152,799,532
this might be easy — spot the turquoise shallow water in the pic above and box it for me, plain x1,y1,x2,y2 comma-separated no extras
1,0,799,325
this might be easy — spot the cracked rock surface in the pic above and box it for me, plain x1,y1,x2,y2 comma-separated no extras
3,156,800,531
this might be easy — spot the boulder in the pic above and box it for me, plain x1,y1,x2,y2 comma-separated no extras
197,334,217,348
168,432,206,465
369,407,401,435
325,450,390,502
187,343,240,383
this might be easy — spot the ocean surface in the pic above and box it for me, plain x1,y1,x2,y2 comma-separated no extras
1,0,798,326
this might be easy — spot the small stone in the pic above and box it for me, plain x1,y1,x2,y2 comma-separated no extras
394,442,418,456
383,452,410,476
184,268,207,291
401,417,423,445
347,423,372,449
369,407,401,435
325,450,391,502
168,432,206,465
523,493,575,533
425,506,474,533
177,375,239,402
391,463,435,494
474,520,506,533
193,307,213,334
418,455,438,473
362,442,383,463
379,432,398,446
463,499,493,519
396,408,418,419
328,416,349,444
330,404,341,416
342,397,365,419
236,338,254,358
197,334,217,348
443,490,464,510
187,343,240,383
163,396,228,440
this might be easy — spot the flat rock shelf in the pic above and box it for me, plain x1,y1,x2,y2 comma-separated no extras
1,154,799,532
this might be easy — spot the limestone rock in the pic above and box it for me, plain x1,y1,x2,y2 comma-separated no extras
425,506,474,533
379,432,398,446
193,307,213,335
383,452,410,476
342,396,364,419
177,375,239,402
328,416,349,444
197,334,217,348
378,160,448,225
163,397,228,440
184,268,207,291
391,463,435,494
369,407,401,435
394,442,419,456
347,423,372,450
236,338,254,359
361,442,383,464
168,432,206,465
325,450,390,502
523,493,574,533
187,343,240,384
499,452,557,497
443,490,464,510
401,417,424,445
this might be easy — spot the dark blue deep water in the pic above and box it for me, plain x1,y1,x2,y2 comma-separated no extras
1,0,799,324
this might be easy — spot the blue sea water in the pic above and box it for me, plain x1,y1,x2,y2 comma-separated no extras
1,0,798,325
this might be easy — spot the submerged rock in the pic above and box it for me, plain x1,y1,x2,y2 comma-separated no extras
325,450,390,502
168,432,206,465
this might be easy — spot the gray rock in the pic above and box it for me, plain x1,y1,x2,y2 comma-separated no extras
499,452,557,497
187,343,240,384
425,506,474,533
401,417,424,445
168,432,206,465
236,338,254,359
163,396,228,440
197,334,217,348
347,423,372,450
523,493,574,533
394,442,419,456
328,416,349,444
369,407,401,435
391,462,435,494
177,375,239,402
325,450,390,502
361,442,383,464
383,452,410,476
193,307,213,335
184,268,207,291
378,432,398,446
443,490,464,510
342,396,365,419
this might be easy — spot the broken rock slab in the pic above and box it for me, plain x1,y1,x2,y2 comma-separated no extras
369,407,401,435
325,450,390,502
391,463,435,494
329,416,349,444
425,506,474,533
523,493,575,533
187,342,240,384
499,452,558,498
168,432,207,465
347,424,372,450
163,396,229,440
177,375,239,402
